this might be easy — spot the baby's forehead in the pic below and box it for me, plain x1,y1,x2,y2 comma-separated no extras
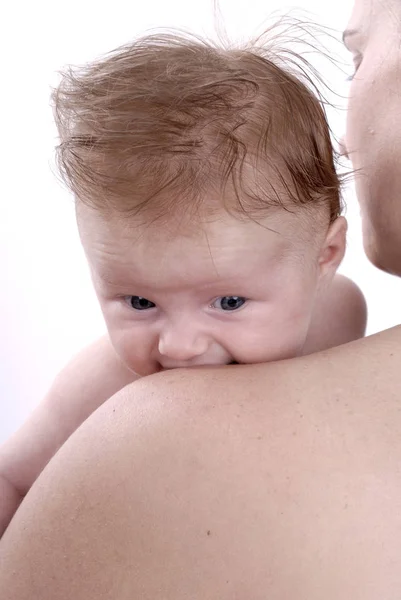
78,204,317,290
78,202,307,252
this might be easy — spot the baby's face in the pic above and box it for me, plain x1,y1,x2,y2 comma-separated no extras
78,205,326,375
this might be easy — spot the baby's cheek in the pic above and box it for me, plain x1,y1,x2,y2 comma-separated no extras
109,327,159,376
232,309,311,363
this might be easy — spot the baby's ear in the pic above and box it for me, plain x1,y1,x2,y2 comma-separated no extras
318,216,347,280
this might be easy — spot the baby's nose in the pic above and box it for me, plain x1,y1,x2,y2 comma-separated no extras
158,322,209,363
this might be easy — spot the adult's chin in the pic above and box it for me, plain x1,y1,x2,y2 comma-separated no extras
362,223,401,277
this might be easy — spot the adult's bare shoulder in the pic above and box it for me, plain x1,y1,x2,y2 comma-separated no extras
1,327,401,599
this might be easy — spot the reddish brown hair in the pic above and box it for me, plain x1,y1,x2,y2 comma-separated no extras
52,29,342,224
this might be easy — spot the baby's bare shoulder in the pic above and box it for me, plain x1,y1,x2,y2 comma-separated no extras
304,273,367,354
54,334,139,404
0,335,138,499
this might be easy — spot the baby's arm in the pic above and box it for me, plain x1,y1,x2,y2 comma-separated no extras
0,335,138,537
303,273,367,355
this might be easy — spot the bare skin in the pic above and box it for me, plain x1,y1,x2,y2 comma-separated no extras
343,0,401,274
0,325,400,599
1,0,400,595
0,273,365,536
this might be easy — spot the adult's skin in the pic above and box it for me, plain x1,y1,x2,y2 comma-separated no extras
1,0,401,597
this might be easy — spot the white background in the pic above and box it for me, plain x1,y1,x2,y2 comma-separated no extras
1,0,399,442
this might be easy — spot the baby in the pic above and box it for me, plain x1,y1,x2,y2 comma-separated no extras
0,31,366,536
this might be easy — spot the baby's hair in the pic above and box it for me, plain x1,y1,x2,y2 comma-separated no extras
52,23,342,225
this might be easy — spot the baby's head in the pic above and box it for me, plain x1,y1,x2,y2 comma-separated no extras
53,31,346,375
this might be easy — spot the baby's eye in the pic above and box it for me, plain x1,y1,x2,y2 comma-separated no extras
213,296,247,311
126,296,156,310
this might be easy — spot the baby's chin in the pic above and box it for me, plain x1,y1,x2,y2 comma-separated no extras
127,359,241,376
158,360,241,372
